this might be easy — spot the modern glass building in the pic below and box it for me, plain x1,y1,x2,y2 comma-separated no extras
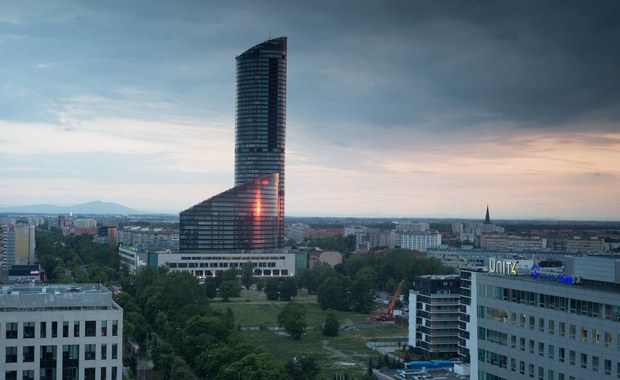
180,173,280,252
235,37,287,246
179,37,287,252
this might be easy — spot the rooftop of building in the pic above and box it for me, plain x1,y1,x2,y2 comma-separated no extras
483,271,620,295
416,274,460,280
0,283,109,296
0,283,120,312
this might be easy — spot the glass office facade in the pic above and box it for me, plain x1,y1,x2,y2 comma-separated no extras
179,173,281,251
235,37,286,248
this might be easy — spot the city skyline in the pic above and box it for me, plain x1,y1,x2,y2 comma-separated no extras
1,1,619,220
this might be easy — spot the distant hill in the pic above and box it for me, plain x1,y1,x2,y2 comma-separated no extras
0,201,158,215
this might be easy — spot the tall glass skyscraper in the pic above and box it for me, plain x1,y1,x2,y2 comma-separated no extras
179,37,287,252
235,37,287,243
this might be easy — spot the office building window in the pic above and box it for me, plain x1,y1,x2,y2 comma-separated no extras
101,344,107,360
40,369,55,380
101,320,107,336
61,368,77,380
559,322,565,337
581,327,588,343
73,321,80,337
581,353,587,369
538,342,544,356
548,370,554,380
511,335,516,348
63,345,79,361
538,366,544,380
548,344,554,359
549,320,555,335
605,331,612,347
593,356,599,372
529,340,534,354
40,345,57,366
85,344,96,360
520,361,525,375
112,320,118,336
101,368,106,380
51,321,57,338
84,368,95,380
593,329,600,344
40,322,46,338
529,364,534,378
22,370,34,380
23,346,35,362
529,316,535,329
112,367,118,380
511,358,516,372
569,350,575,365
6,346,17,363
5,371,17,380
23,322,35,339
6,322,18,339
520,337,525,351
570,324,576,339
63,321,69,337
558,373,564,380
85,321,96,337
539,318,545,332
112,343,118,359
559,347,565,362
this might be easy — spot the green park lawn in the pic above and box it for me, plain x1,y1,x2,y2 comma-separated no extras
210,289,408,377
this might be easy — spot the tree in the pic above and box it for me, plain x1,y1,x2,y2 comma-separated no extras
241,262,256,289
351,267,376,313
279,277,298,301
204,277,218,299
256,278,266,292
285,356,320,380
224,352,288,380
224,307,235,330
264,279,280,300
317,276,351,311
277,303,307,340
322,310,339,337
219,280,241,301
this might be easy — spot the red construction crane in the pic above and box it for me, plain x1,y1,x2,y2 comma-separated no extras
372,279,405,321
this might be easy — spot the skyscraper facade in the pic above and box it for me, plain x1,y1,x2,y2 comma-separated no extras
179,37,287,252
235,37,287,245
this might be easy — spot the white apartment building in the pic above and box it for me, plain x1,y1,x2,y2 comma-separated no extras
0,284,123,380
400,232,442,252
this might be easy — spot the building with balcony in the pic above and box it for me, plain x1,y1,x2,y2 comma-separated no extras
408,275,461,357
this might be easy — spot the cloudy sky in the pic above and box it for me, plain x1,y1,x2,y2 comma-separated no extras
1,1,619,220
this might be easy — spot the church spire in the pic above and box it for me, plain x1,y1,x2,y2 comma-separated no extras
484,205,491,225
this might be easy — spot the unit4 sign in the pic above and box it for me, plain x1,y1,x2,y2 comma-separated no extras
488,258,518,275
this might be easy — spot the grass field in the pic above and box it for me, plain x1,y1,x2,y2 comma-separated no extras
209,289,408,377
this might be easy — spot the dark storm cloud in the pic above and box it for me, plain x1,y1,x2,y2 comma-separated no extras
279,0,620,131
2,0,619,132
